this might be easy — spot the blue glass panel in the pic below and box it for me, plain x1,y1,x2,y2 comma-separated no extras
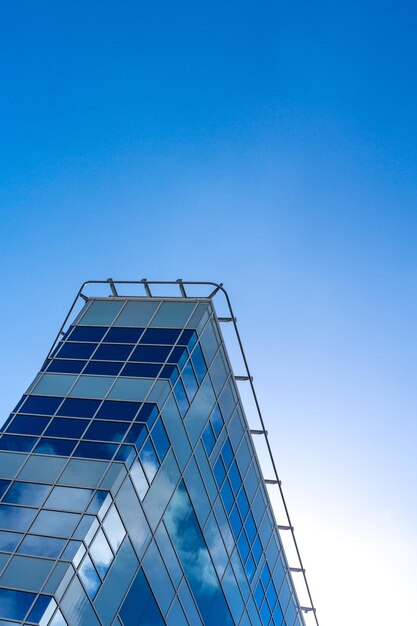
139,439,160,482
26,594,55,623
255,581,264,607
0,588,35,620
87,490,109,514
169,346,187,367
124,422,147,448
238,530,250,561
0,480,9,498
213,457,226,487
46,486,93,512
179,329,197,348
90,529,113,578
79,554,101,599
84,361,123,375
121,363,161,378
120,568,164,626
210,404,223,438
182,361,198,401
0,530,22,551
129,345,172,363
18,534,65,557
140,328,181,345
173,379,189,416
45,418,88,439
69,326,107,342
151,418,170,461
57,342,97,359
47,359,86,374
191,344,207,384
202,423,215,454
261,563,270,589
230,505,242,539
221,440,233,469
96,400,140,421
6,414,49,435
57,398,101,418
103,506,126,552
273,603,284,624
93,344,132,361
21,395,63,415
85,421,129,443
116,444,138,465
0,504,37,531
245,513,257,544
229,461,242,496
61,540,82,561
245,554,256,581
35,438,77,456
221,479,234,514
165,483,234,626
136,404,158,425
160,364,179,383
260,599,271,624
74,442,117,460
30,510,80,536
266,582,277,610
104,327,144,343
237,488,249,520
3,482,50,506
0,434,36,452
252,536,263,563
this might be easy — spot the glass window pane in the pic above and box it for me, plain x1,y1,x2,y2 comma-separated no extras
129,345,172,363
30,510,80,536
45,417,88,439
79,554,101,599
3,482,50,506
69,376,114,399
84,361,123,376
0,588,35,620
20,395,62,415
0,504,37,531
45,486,93,512
151,418,170,462
84,421,129,443
93,344,133,361
140,328,181,345
103,506,126,552
139,439,159,482
34,438,77,456
0,434,37,452
114,301,159,327
57,342,97,359
150,302,195,328
17,535,65,558
0,530,22,551
6,415,50,435
89,529,113,578
78,300,123,326
104,327,144,343
69,326,107,342
74,442,117,460
57,398,101,418
96,400,140,421
47,360,85,374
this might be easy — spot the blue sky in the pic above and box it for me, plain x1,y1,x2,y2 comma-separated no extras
1,2,417,624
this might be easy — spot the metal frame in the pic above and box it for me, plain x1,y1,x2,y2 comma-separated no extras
51,278,319,625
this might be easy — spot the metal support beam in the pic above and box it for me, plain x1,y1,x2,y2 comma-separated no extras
301,607,316,614
264,478,282,486
217,316,236,322
107,278,119,297
176,279,187,298
289,567,305,573
235,375,253,381
250,429,268,436
277,525,294,531
208,283,223,298
79,293,88,302
140,279,152,297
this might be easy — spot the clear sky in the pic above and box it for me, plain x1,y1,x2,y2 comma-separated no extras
1,2,416,624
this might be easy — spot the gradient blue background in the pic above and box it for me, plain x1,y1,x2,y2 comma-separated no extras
1,2,416,624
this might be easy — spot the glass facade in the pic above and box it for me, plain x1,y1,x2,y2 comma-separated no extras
0,296,306,626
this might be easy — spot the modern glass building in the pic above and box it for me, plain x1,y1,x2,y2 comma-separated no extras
0,281,316,626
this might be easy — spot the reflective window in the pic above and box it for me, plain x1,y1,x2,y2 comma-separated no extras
47,359,86,374
93,344,133,361
57,398,101,418
96,400,140,421
129,345,172,363
34,438,77,456
57,342,97,359
120,568,164,626
121,363,161,378
30,510,80,536
0,588,36,620
45,417,88,438
165,482,234,626
0,504,37,531
68,326,107,342
74,441,117,460
89,529,113,578
85,420,129,442
139,439,160,482
3,482,50,506
173,379,189,416
45,486,93,512
17,534,65,558
6,415,49,435
151,418,170,462
26,595,56,623
0,480,9,498
0,530,22,551
140,328,181,345
103,506,126,552
191,344,207,383
21,395,62,415
104,327,144,343
84,361,123,375
79,554,101,599
182,361,198,402
0,434,37,452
